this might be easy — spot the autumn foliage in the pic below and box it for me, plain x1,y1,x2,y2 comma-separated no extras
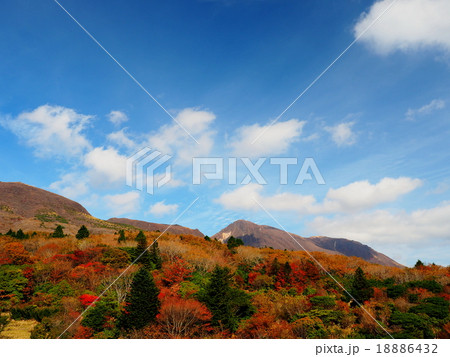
0,229,449,339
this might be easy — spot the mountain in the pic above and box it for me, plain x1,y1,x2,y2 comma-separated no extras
107,217,204,237
212,220,402,267
0,181,203,237
0,182,124,234
0,181,90,218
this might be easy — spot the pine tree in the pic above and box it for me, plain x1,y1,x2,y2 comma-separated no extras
135,230,146,242
270,257,281,276
227,236,244,250
118,230,126,243
149,240,162,269
201,266,254,331
414,260,424,268
120,267,160,330
52,225,64,238
135,232,152,269
76,225,90,240
6,229,15,237
349,267,373,305
16,229,28,240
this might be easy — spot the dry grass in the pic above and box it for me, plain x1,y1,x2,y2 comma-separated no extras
0,319,38,339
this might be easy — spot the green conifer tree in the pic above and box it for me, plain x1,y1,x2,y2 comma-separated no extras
135,232,152,269
118,230,126,243
16,229,28,240
149,240,162,269
135,230,146,242
52,225,65,238
201,266,254,331
120,267,160,330
349,267,373,305
76,225,90,240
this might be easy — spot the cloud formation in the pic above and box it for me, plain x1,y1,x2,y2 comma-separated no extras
308,203,450,244
108,110,129,126
84,147,127,186
325,122,356,147
230,119,305,157
147,108,216,165
355,0,450,55
405,99,445,120
216,177,422,215
149,201,179,216
104,191,140,216
1,105,92,159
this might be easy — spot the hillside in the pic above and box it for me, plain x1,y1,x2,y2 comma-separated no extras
0,229,448,339
0,182,122,234
107,217,204,237
212,220,402,268
0,182,90,218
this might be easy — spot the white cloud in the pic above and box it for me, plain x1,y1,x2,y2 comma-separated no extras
84,147,127,186
107,129,136,149
104,191,140,216
49,173,89,199
216,177,422,215
354,0,450,55
147,108,216,166
1,104,92,158
229,119,305,157
325,122,356,147
322,177,423,213
308,203,450,244
405,99,445,120
148,201,179,216
108,110,129,126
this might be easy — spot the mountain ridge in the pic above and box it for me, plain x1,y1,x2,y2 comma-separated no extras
106,217,204,237
211,219,403,268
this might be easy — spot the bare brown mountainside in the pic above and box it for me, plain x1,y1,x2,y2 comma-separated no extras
0,181,90,218
0,182,124,234
107,217,204,237
212,220,403,268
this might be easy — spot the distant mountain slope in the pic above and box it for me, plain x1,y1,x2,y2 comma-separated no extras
212,220,402,267
0,181,90,218
107,217,204,237
0,182,123,234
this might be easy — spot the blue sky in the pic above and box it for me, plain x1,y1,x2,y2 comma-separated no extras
1,0,450,266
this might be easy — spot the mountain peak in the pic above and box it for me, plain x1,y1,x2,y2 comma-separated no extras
212,219,402,268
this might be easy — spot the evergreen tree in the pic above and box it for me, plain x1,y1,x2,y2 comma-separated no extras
135,232,152,269
349,267,373,305
201,266,254,331
135,230,146,242
283,261,292,276
52,225,65,238
226,236,244,250
149,240,162,269
414,260,424,268
204,235,211,242
118,230,126,243
6,229,15,237
76,225,90,240
16,229,28,240
120,267,160,330
81,296,119,334
270,257,281,276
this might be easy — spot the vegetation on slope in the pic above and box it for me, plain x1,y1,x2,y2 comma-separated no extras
0,227,449,339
